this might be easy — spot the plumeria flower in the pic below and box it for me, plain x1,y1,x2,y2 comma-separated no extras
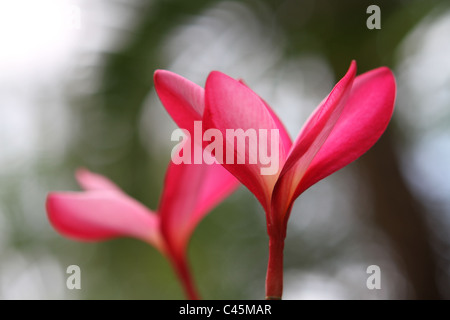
154,60,396,299
46,139,238,300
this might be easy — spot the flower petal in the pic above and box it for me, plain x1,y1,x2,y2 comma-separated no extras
272,61,357,228
273,63,396,230
153,69,204,134
297,66,396,195
204,71,287,210
75,168,123,192
263,99,293,154
239,79,293,153
159,141,239,255
46,191,163,250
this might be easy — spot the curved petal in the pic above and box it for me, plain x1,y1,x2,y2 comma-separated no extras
204,71,286,211
153,69,204,134
296,66,396,195
75,168,123,192
263,99,293,154
46,191,163,250
159,140,239,256
239,79,293,153
272,61,357,227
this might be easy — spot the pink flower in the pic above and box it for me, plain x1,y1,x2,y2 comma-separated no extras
46,139,238,299
154,60,396,299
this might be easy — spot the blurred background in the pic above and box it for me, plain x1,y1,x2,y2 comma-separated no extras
0,0,449,299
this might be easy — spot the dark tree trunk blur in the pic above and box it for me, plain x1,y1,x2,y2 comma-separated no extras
360,130,441,299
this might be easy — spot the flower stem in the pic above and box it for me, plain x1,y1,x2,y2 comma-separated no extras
265,236,285,300
171,252,200,300
179,264,200,300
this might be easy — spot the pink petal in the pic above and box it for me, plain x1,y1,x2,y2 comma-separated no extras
153,70,204,134
263,99,293,154
159,141,239,256
204,71,287,211
272,61,357,227
46,191,163,250
273,63,396,230
75,168,123,192
239,79,293,153
154,70,240,254
296,66,396,195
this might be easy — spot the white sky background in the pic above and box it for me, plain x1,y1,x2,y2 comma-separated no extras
0,0,146,171
0,0,80,169
0,0,82,299
0,0,448,299
0,0,147,299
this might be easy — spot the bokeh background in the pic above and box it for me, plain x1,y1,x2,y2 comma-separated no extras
0,0,449,299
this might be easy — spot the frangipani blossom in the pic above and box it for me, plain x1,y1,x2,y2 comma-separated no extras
46,140,238,299
154,61,396,299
